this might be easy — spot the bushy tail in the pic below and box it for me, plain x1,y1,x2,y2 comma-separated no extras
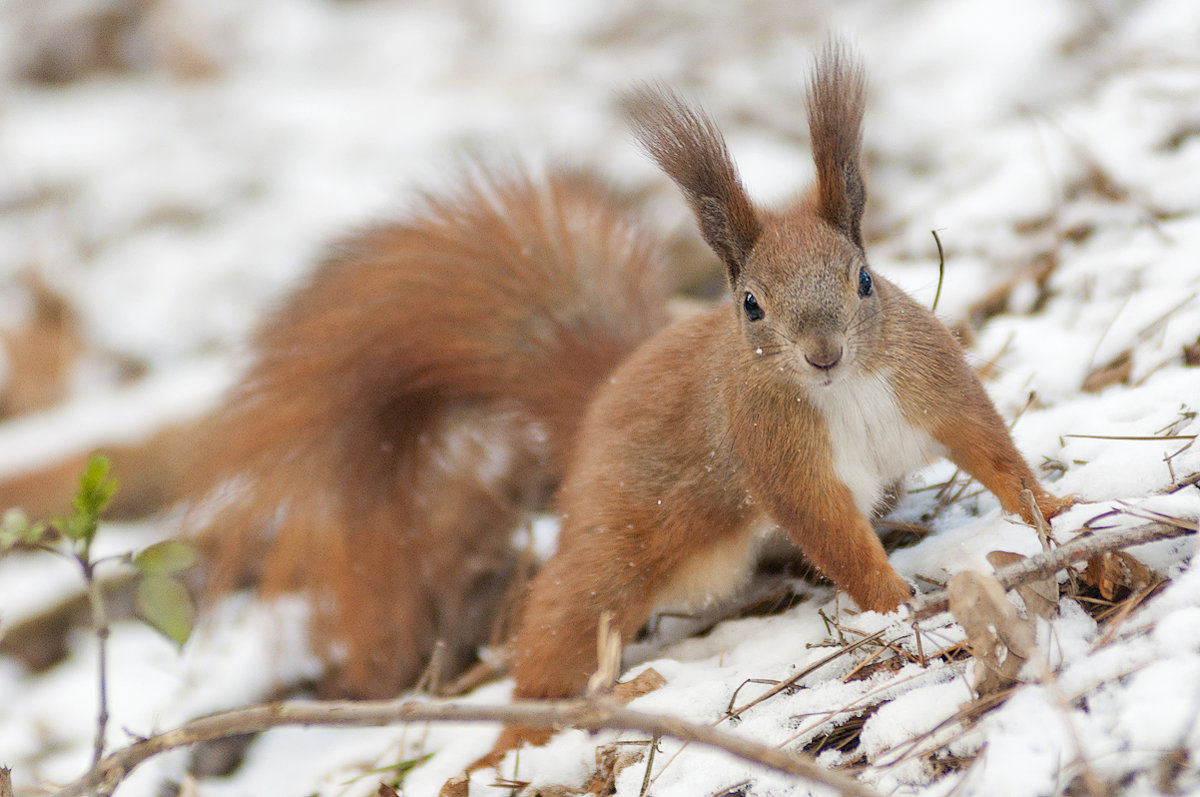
189,164,668,696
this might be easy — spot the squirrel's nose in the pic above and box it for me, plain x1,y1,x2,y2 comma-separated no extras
805,344,843,371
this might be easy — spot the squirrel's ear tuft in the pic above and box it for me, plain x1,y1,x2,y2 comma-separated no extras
807,39,867,249
627,85,761,286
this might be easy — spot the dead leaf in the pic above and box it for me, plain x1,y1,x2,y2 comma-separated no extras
612,667,667,704
949,571,1036,696
1082,349,1133,393
377,784,400,797
1083,551,1156,600
438,774,469,797
1184,336,1200,366
583,742,648,795
986,551,1059,619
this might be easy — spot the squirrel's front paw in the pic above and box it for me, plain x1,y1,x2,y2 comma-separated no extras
1033,492,1079,523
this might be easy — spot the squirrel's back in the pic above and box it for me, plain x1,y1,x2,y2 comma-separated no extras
192,164,669,696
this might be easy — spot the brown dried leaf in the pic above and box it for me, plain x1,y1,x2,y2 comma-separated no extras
949,571,1036,696
1184,336,1200,367
1082,349,1133,393
1083,551,1156,601
612,667,667,704
584,742,648,795
438,774,469,797
986,550,1059,619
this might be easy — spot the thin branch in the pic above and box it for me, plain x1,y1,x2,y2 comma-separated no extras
1062,433,1197,441
1166,472,1200,493
80,557,111,768
909,520,1197,620
50,696,880,797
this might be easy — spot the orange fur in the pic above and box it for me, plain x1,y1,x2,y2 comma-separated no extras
183,166,668,697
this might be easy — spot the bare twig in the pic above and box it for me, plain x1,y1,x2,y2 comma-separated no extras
1018,488,1053,553
639,735,660,797
50,697,881,797
1166,472,1200,493
909,520,1197,620
1062,433,1197,442
79,557,110,768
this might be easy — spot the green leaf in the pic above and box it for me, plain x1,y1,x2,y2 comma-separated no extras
133,540,197,575
73,455,119,519
358,753,435,787
59,455,119,545
56,512,90,543
1,508,48,548
136,574,196,646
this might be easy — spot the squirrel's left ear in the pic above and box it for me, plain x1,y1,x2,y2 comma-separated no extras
808,39,867,249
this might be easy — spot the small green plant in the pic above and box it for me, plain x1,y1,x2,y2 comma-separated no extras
1,454,197,765
351,752,436,794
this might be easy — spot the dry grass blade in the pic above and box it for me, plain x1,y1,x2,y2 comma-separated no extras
781,667,947,749
1062,433,1198,441
870,687,1013,771
723,630,885,721
1093,581,1168,647
1081,349,1133,392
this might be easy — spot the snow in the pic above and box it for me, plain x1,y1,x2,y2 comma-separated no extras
2,0,1200,795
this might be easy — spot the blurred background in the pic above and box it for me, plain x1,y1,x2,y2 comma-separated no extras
2,0,1193,435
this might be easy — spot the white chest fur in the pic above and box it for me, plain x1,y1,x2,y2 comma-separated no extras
808,372,943,515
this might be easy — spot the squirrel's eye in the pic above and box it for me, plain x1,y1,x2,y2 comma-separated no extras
743,291,764,322
858,266,873,298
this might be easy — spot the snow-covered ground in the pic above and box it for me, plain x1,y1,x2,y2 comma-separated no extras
2,0,1200,795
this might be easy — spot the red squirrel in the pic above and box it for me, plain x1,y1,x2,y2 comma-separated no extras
508,43,1070,702
0,43,1068,705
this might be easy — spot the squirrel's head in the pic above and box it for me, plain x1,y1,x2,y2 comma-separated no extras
736,212,879,387
628,38,879,387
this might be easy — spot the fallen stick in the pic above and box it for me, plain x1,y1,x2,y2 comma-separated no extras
908,519,1197,620
49,695,880,797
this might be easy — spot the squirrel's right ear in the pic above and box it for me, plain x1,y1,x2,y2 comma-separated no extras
627,85,762,286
